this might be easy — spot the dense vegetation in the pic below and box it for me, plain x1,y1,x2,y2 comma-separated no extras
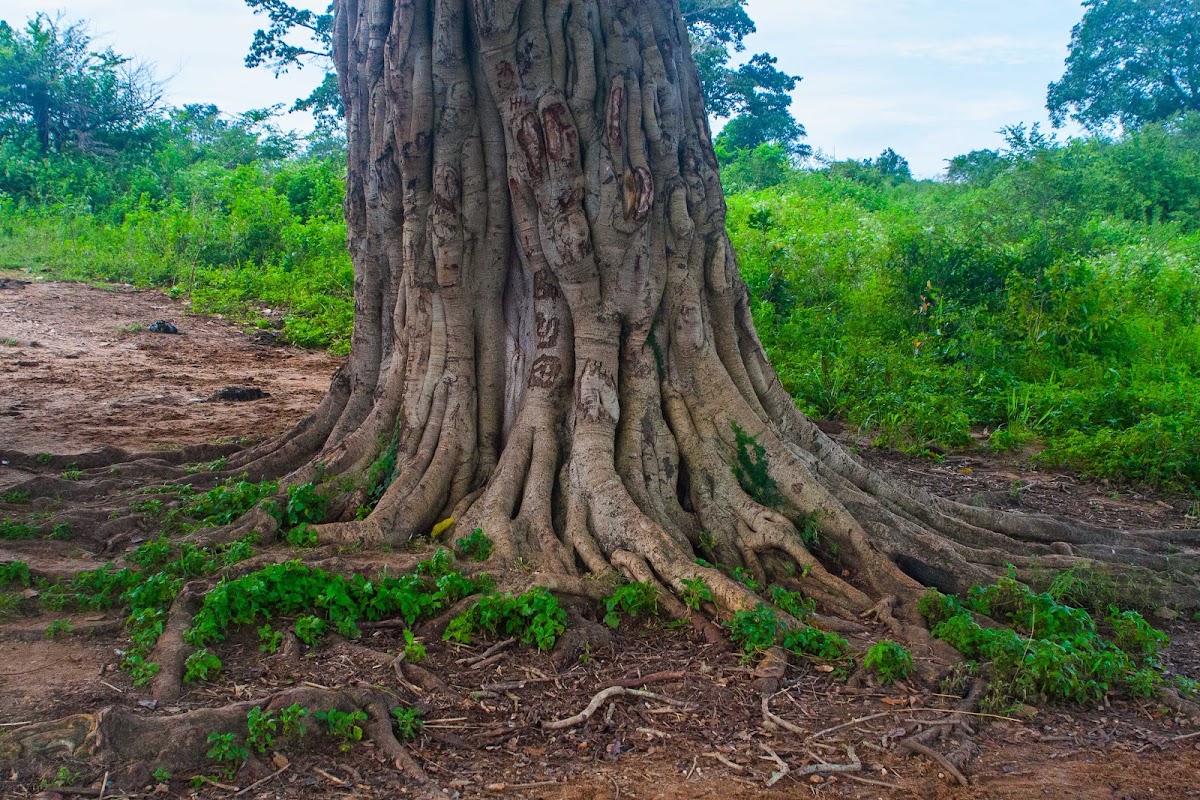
5,113,1199,491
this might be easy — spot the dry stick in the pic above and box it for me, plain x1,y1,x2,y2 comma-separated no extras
233,763,290,797
843,773,905,791
762,695,805,736
1171,730,1200,742
758,743,789,787
704,752,745,772
99,770,108,800
542,687,687,731
900,739,969,787
806,712,894,741
458,637,515,666
793,746,861,778
611,670,688,688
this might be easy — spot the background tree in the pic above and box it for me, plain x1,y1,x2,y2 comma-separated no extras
0,13,160,152
1048,0,1200,131
682,0,809,157
243,0,342,132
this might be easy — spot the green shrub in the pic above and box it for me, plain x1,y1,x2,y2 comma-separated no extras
443,588,567,651
455,529,494,562
183,649,223,683
602,581,660,628
315,709,366,752
863,640,914,685
391,705,424,740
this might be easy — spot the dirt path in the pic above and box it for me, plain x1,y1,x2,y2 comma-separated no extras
0,276,1198,799
0,274,340,458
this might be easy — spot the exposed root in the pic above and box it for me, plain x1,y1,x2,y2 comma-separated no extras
541,686,689,731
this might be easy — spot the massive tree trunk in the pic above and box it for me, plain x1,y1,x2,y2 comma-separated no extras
209,0,1197,628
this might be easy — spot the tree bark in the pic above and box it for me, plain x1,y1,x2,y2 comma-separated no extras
205,0,1195,628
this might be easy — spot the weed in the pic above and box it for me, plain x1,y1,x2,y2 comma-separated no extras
121,654,159,686
130,498,164,517
455,528,494,562
35,453,53,465
294,614,327,646
315,709,366,752
1,491,30,504
403,629,426,663
602,581,660,628
183,476,278,526
769,586,815,620
117,322,145,334
727,603,780,656
731,423,782,507
680,577,714,610
280,704,310,737
698,531,718,560
205,732,248,777
391,705,424,740
246,707,278,753
444,587,567,651
48,523,72,540
782,626,851,662
1,338,18,346
285,523,317,548
60,467,83,481
183,649,223,683
863,640,914,685
39,767,81,789
44,619,74,638
0,519,38,540
152,767,172,783
258,624,284,654
0,561,31,586
416,548,454,578
728,565,761,591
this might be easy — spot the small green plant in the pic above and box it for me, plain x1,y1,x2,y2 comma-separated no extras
680,577,714,610
280,704,310,737
183,649,223,683
455,528,494,562
285,523,318,548
1,491,30,504
44,619,74,638
728,565,760,591
117,322,145,334
1,338,18,346
602,581,660,628
152,767,172,783
39,767,81,789
246,707,279,753
205,732,248,777
258,624,284,654
36,453,53,465
121,654,160,687
863,640,914,685
444,587,567,651
130,498,164,517
391,705,424,740
403,629,426,662
315,709,366,752
294,614,327,646
0,561,31,586
48,522,72,540
727,603,779,656
731,422,782,507
0,519,38,540
60,466,83,481
769,586,815,620
698,531,718,560
782,626,850,662
416,548,454,578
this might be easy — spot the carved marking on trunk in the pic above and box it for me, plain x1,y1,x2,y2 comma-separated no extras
536,312,561,349
607,84,625,150
578,359,620,424
534,269,561,300
623,166,654,223
541,102,578,163
497,61,517,92
516,112,545,180
529,355,564,389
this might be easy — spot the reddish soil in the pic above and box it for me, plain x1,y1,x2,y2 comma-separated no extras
1,275,1198,800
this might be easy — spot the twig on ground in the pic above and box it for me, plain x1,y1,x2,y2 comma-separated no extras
612,671,687,688
807,712,894,741
458,638,515,666
762,694,806,735
704,752,746,772
542,686,688,730
234,763,290,796
899,739,969,787
758,743,789,787
793,746,861,778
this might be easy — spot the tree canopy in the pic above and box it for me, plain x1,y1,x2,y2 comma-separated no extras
0,14,160,152
1048,0,1200,131
242,0,807,154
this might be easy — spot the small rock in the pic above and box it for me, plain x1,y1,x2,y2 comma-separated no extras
215,386,269,402
1155,606,1180,621
146,320,179,334
1015,704,1040,721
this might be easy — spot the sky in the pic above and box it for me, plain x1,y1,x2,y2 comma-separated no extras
3,0,1087,177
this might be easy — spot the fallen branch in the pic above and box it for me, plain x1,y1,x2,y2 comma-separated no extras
458,638,515,666
807,712,894,742
899,739,969,787
761,694,806,736
612,671,688,689
758,743,789,787
541,687,687,731
234,763,290,797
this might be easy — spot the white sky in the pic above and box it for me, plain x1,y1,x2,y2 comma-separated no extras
3,0,1087,177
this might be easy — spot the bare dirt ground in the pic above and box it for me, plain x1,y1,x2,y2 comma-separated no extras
1,276,1198,800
